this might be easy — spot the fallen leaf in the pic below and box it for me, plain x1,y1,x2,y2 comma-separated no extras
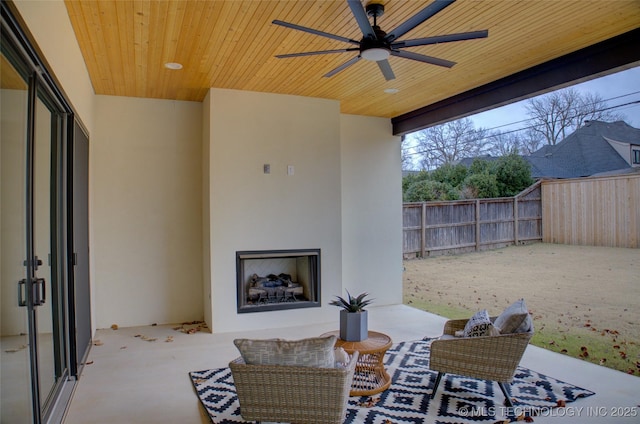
165,336,174,343
111,324,118,330
120,346,127,350
4,344,28,353
358,396,380,407
557,399,566,407
93,340,104,346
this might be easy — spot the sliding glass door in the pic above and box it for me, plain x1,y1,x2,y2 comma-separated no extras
1,4,76,422
0,40,33,423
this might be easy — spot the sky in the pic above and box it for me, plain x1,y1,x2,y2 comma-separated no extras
403,65,640,169
468,65,640,131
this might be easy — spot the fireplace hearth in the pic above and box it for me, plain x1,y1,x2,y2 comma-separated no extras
236,249,320,313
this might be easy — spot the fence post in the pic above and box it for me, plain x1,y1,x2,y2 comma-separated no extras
475,199,480,251
514,196,519,245
421,202,426,257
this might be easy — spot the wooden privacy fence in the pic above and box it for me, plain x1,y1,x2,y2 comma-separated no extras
403,181,542,258
542,174,640,248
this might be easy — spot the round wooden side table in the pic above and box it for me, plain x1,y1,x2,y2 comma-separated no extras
321,330,393,396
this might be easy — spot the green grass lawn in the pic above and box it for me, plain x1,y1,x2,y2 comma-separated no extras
405,297,640,376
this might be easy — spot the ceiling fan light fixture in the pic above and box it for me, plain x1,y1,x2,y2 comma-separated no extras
361,47,390,61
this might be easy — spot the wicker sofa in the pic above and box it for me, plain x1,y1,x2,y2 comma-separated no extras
429,316,533,407
229,351,358,424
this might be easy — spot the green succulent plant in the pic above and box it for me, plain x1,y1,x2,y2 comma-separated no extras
329,290,373,313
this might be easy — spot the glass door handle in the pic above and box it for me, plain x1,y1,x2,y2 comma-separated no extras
17,278,45,307
33,278,46,306
18,279,27,307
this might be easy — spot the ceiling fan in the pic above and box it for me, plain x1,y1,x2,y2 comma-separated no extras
272,0,488,81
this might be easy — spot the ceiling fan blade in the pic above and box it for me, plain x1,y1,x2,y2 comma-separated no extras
391,30,488,48
347,0,376,39
324,56,361,78
385,0,456,43
377,59,396,81
272,20,360,45
276,48,358,59
391,50,456,68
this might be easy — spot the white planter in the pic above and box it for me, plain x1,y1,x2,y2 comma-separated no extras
339,309,368,341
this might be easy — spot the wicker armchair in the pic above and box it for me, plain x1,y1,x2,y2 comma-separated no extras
229,351,358,424
429,317,533,407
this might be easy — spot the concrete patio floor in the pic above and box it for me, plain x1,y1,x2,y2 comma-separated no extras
62,304,640,423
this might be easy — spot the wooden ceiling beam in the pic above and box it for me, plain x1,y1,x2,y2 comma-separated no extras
392,28,640,136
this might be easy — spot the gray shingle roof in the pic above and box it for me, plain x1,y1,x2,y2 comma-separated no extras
527,120,639,178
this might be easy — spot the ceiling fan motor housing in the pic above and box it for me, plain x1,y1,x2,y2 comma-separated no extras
360,26,391,59
361,2,390,60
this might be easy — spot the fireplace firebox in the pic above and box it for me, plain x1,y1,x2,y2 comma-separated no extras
236,249,321,313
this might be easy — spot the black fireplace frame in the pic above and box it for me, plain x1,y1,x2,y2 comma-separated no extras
236,249,321,314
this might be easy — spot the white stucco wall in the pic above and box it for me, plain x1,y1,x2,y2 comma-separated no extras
206,88,344,332
92,96,203,328
340,114,403,305
205,89,403,333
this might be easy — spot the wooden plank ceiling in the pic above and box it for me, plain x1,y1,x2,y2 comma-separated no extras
64,0,640,119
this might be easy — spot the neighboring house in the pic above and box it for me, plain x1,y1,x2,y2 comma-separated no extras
526,120,640,178
456,121,640,179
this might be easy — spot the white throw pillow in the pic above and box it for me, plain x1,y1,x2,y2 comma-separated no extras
494,298,533,334
463,309,498,337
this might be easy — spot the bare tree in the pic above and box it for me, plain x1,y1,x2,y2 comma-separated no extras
401,136,418,170
525,88,624,145
520,128,546,155
486,130,522,156
413,118,488,169
572,91,624,128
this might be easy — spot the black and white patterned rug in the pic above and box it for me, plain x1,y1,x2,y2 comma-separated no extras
190,340,595,423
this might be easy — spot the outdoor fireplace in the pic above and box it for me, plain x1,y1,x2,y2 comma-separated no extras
236,249,321,313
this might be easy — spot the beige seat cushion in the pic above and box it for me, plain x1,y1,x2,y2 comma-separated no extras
233,335,337,368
